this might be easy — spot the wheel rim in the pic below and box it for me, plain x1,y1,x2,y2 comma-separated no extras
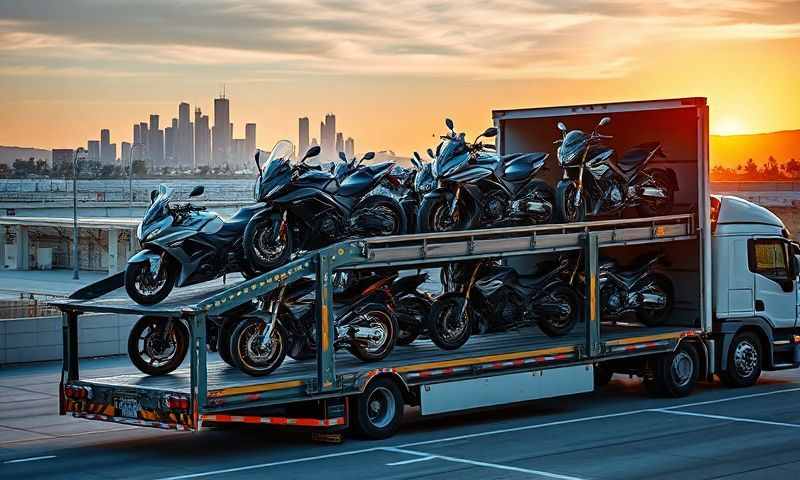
437,301,469,343
431,201,460,232
670,350,694,388
364,312,391,354
547,292,574,329
734,340,758,378
373,205,400,235
563,185,580,222
134,263,167,296
366,386,396,429
239,322,283,370
137,320,178,368
254,223,287,264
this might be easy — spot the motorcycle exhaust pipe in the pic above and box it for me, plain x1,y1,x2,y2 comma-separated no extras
637,292,667,308
640,186,667,199
514,200,548,214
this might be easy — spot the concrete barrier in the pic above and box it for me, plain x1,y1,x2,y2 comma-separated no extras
0,312,138,364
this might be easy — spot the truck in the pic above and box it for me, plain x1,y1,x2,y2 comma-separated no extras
54,97,800,440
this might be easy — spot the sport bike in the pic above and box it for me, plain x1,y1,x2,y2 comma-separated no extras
227,273,399,376
554,116,678,223
427,257,580,350
397,151,436,234
125,183,264,305
418,118,554,232
244,140,406,272
391,271,434,346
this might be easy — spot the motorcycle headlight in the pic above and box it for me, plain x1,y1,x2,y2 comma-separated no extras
557,145,581,166
144,227,162,242
136,223,144,242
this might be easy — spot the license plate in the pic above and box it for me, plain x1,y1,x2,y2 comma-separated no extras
115,397,140,419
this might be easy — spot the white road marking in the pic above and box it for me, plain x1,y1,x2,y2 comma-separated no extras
385,455,436,466
652,408,800,428
153,386,800,480
3,455,57,464
382,447,586,480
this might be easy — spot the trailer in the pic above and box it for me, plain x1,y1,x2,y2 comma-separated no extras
55,97,751,440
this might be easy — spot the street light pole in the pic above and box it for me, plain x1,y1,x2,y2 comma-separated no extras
128,143,142,217
72,148,87,280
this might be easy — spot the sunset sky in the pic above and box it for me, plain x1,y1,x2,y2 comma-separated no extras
1,0,800,155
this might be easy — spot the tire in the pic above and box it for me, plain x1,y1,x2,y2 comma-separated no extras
426,293,472,350
537,284,579,337
217,322,235,367
352,194,407,236
645,342,699,397
555,180,587,223
395,295,430,346
124,257,176,305
127,316,189,376
720,332,762,388
637,169,675,217
349,306,398,362
417,193,478,233
243,213,293,272
351,377,404,440
518,179,556,225
229,317,287,377
595,364,614,387
635,273,674,326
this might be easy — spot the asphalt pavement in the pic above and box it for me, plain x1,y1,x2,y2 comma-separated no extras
1,352,799,480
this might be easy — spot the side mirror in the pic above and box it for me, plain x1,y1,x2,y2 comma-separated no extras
362,151,375,161
302,145,321,162
427,148,435,159
254,149,263,172
445,118,454,131
150,189,158,203
338,151,347,162
411,153,423,170
557,122,567,132
189,185,204,197
482,127,498,138
599,116,611,127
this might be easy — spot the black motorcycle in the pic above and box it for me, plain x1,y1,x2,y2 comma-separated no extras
590,253,674,326
125,184,264,305
244,141,406,272
418,118,554,233
391,271,434,346
397,151,436,234
228,273,399,376
554,116,678,223
427,257,580,350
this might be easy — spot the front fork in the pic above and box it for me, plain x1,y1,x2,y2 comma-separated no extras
259,286,286,349
448,185,462,217
573,165,585,209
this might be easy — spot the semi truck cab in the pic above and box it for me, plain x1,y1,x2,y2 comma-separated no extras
711,195,800,387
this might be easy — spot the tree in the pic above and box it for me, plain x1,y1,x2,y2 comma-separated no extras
132,160,147,176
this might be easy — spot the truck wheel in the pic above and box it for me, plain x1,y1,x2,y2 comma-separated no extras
720,332,762,388
645,342,698,397
351,377,404,439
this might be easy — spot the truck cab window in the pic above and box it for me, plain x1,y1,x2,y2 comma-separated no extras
748,239,790,281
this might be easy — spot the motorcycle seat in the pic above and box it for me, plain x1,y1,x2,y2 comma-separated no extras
616,142,661,173
338,162,393,197
499,152,548,181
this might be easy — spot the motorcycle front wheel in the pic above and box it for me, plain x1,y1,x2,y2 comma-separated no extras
243,214,293,272
417,194,478,233
426,293,472,350
127,316,189,376
125,256,176,305
537,284,579,337
555,180,587,223
229,317,288,377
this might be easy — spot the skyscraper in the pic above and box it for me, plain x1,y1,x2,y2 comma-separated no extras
139,122,149,162
149,114,164,168
87,140,100,164
298,117,309,156
165,119,176,165
121,142,131,166
178,102,193,167
194,108,210,168
322,113,336,161
213,96,230,167
345,137,355,160
245,123,256,161
133,124,141,145
335,132,344,155
100,129,113,164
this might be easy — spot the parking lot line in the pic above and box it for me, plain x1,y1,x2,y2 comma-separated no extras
657,386,800,411
652,408,800,428
385,455,436,466
3,455,57,464
382,447,586,480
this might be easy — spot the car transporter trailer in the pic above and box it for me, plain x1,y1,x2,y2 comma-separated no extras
54,213,710,439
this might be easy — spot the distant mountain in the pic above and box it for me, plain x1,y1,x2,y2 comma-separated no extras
711,130,800,169
0,146,51,166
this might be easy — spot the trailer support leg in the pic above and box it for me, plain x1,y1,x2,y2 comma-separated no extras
315,252,337,393
59,311,79,415
585,233,601,358
189,312,208,430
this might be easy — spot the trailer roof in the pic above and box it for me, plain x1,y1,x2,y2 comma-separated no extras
492,97,707,121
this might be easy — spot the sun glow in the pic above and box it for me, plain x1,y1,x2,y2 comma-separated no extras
712,117,748,136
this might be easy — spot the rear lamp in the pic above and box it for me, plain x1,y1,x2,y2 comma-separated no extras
64,384,93,400
165,394,190,411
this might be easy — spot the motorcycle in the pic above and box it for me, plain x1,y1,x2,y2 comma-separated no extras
398,151,436,234
125,183,265,305
426,257,580,350
243,141,406,272
228,273,399,376
580,252,674,326
417,118,554,233
554,116,678,223
391,271,434,346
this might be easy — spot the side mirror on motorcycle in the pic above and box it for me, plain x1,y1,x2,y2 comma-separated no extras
411,152,423,170
189,185,205,198
301,145,321,163
482,127,498,138
599,116,611,127
338,151,347,162
557,122,567,132
445,118,454,131
150,189,158,204
254,149,263,172
362,151,375,161
427,148,435,159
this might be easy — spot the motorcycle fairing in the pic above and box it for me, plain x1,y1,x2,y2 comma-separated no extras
499,152,548,182
599,254,664,288
338,162,394,197
613,142,663,179
255,156,292,201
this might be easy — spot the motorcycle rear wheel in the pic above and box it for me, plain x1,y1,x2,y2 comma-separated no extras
635,273,674,326
352,194,407,236
537,284,579,337
518,179,556,224
349,307,398,362
637,169,674,217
